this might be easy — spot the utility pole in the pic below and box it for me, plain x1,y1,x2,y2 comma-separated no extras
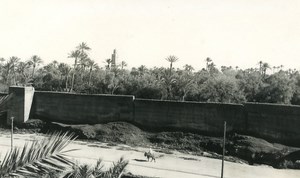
11,116,14,151
221,121,226,178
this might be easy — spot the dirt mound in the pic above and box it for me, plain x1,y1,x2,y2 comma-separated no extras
20,119,300,169
48,122,150,146
149,132,300,168
148,132,223,153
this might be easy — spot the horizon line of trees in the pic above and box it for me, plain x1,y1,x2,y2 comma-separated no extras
1,42,300,105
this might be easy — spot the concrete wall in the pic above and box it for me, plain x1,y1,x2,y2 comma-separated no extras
8,86,34,124
133,99,245,134
13,89,299,146
0,92,8,97
244,103,300,146
24,87,35,122
30,91,134,124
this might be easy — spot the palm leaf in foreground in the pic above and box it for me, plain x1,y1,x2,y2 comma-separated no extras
0,132,77,178
104,157,128,178
63,157,128,178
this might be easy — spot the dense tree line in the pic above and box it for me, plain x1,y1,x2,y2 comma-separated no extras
1,42,300,105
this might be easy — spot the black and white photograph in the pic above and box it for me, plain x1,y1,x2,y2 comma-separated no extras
0,0,300,177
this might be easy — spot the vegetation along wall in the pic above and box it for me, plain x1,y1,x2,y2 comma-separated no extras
28,91,300,146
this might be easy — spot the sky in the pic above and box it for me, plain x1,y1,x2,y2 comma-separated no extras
0,0,300,70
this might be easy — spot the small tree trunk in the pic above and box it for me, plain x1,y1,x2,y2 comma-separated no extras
65,75,69,92
70,72,75,92
88,68,92,86
32,65,36,78
182,94,186,102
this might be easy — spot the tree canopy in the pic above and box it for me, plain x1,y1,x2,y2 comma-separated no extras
1,43,299,105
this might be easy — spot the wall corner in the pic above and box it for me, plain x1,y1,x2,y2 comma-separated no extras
7,86,35,124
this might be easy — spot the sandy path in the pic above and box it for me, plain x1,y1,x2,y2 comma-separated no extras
0,133,299,178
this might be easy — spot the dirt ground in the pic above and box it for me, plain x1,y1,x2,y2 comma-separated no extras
0,132,300,178
6,119,300,169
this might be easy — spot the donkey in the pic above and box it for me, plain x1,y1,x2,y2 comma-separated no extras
144,152,156,162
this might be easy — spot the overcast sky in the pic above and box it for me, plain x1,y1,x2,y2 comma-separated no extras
0,0,300,70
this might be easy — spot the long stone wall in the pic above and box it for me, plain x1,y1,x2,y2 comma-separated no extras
244,103,300,146
8,88,299,146
133,99,245,135
30,91,134,124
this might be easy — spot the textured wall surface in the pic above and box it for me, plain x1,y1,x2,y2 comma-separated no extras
30,91,134,124
244,103,300,146
8,87,24,123
8,87,34,124
24,87,35,122
133,99,245,134
25,90,300,146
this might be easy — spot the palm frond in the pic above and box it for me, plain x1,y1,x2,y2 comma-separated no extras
0,132,77,178
102,157,128,178
63,157,128,178
93,159,105,177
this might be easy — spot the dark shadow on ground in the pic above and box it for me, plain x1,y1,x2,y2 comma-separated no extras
133,159,148,162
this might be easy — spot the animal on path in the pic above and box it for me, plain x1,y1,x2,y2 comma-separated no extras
144,151,156,162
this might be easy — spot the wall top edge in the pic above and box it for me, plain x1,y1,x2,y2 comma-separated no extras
9,87,300,108
135,98,244,106
244,102,300,108
9,86,34,89
35,91,135,98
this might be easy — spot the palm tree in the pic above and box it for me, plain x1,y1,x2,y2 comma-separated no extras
258,60,263,74
0,57,5,68
77,42,90,66
183,64,194,72
68,50,81,92
58,63,72,91
107,74,120,94
87,59,98,85
0,132,76,178
0,131,129,178
29,55,43,78
159,69,177,100
120,61,127,69
207,62,218,75
205,57,212,71
8,56,20,85
177,71,195,101
138,65,147,76
17,61,31,85
79,56,90,71
2,62,12,84
52,60,59,68
262,62,271,77
165,55,179,74
76,42,91,54
272,66,276,73
280,65,284,71
105,59,112,70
